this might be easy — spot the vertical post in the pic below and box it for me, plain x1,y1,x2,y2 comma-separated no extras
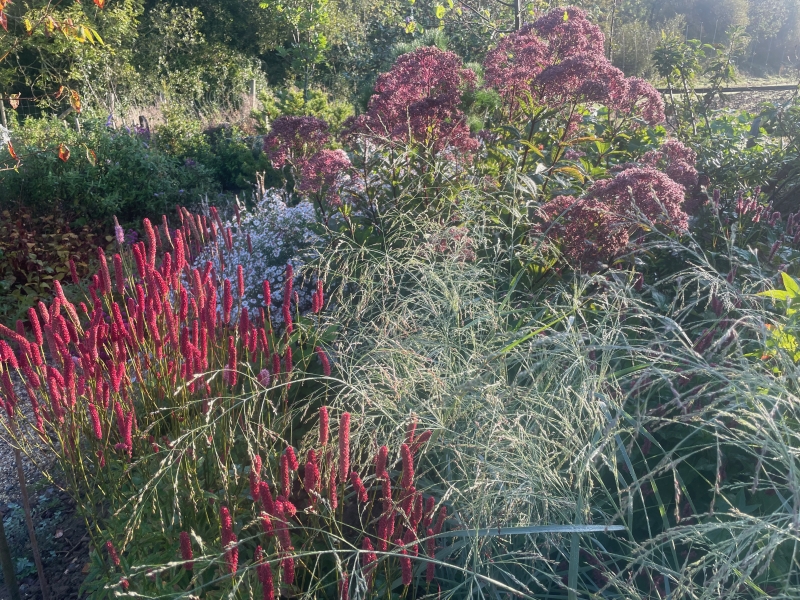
608,0,617,63
514,0,522,31
251,79,257,112
0,98,7,129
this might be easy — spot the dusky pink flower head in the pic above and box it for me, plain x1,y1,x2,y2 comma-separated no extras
539,195,629,267
531,6,605,61
483,28,549,106
298,149,353,208
586,167,689,231
263,116,330,170
347,46,478,155
642,139,699,192
622,78,666,126
535,52,629,109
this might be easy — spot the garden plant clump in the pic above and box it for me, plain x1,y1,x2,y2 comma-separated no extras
1,4,800,600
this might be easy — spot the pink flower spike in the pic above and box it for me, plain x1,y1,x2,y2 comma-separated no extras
179,531,193,570
339,412,351,481
319,406,330,445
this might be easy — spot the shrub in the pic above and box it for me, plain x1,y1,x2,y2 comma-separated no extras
0,115,217,228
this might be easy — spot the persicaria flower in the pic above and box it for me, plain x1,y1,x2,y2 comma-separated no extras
399,545,412,585
350,472,369,503
223,279,233,324
303,449,320,496
319,406,330,445
281,556,295,586
400,443,414,489
316,347,331,376
285,446,299,471
106,540,121,567
280,454,291,497
375,445,389,479
339,412,351,480
179,531,193,570
362,537,377,573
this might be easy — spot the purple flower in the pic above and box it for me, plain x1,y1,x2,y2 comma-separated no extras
263,116,330,170
297,149,353,208
346,47,478,156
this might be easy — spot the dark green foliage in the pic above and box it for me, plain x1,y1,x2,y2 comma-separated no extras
0,117,216,228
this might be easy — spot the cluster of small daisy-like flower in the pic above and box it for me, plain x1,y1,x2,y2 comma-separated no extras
192,190,324,327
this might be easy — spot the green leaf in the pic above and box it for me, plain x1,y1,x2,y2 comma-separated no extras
435,4,445,19
757,290,791,301
782,272,800,298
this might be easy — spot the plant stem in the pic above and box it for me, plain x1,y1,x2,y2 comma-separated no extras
13,447,49,600
0,504,20,600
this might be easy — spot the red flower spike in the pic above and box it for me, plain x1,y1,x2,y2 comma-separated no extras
143,218,157,269
319,406,330,445
399,545,412,585
316,347,331,376
400,444,414,490
69,258,80,285
237,265,245,298
223,279,233,324
113,254,124,294
426,528,436,582
260,511,273,536
282,300,293,334
88,402,103,440
106,541,121,567
281,556,295,586
97,248,112,295
350,472,368,503
272,353,281,378
381,478,392,515
433,505,447,534
27,308,43,346
406,417,418,446
375,445,389,480
179,531,193,570
263,280,271,306
411,493,423,527
226,336,237,387
280,454,290,497
258,555,274,600
411,430,432,454
339,412,351,481
340,573,349,600
304,449,320,496
259,481,275,514
362,537,377,572
329,468,338,509
286,446,299,471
